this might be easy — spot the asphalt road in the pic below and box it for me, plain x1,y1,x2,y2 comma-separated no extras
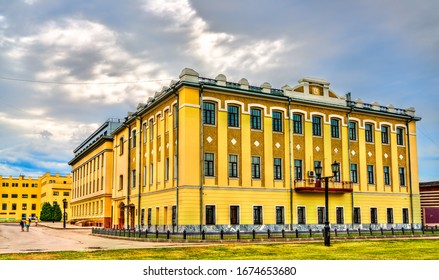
0,223,203,254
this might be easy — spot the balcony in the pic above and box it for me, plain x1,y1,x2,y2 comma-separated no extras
294,179,353,193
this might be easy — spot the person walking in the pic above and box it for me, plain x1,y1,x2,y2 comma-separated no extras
35,216,38,227
20,220,25,231
25,218,30,232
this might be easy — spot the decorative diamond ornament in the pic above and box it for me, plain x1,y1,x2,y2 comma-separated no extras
334,148,338,154
206,136,213,143
399,154,404,160
351,150,356,156
254,141,260,147
275,142,281,149
384,153,388,159
315,146,320,152
296,144,301,150
368,151,372,157
231,138,237,145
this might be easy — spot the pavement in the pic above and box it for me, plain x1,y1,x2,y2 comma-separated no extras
0,222,212,254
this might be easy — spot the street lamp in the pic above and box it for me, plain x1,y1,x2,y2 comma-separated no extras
315,161,340,246
63,199,67,229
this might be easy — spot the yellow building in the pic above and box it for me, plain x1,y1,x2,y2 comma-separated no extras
69,119,122,227
0,173,71,222
77,68,421,231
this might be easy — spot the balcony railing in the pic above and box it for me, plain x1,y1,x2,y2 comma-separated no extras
294,179,353,193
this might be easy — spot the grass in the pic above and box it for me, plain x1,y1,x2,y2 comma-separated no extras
1,239,438,260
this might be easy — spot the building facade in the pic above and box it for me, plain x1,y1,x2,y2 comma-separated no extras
73,68,422,231
69,119,123,227
0,173,71,222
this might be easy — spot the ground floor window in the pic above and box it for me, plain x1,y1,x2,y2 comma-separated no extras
317,206,325,224
230,206,239,225
402,208,409,224
253,206,263,225
172,205,177,226
276,206,285,225
370,208,378,224
147,208,152,226
387,208,394,224
297,206,306,224
354,207,361,224
206,205,216,225
336,207,344,224
141,209,145,226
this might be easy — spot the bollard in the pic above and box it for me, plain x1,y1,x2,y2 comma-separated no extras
252,229,256,239
309,228,312,238
202,229,205,240
422,226,425,235
220,229,224,240
183,230,187,240
380,227,384,236
411,226,415,235
391,227,394,235
237,229,240,240
282,229,285,238
295,229,299,238
156,229,159,238
347,228,350,236
267,229,271,239
123,228,126,237
358,228,361,236
145,229,148,238
167,230,170,239
369,227,372,236
402,227,405,235
334,228,338,237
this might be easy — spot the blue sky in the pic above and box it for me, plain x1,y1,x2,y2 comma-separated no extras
0,0,438,181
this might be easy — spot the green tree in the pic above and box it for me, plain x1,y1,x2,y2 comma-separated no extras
39,202,53,221
52,203,63,221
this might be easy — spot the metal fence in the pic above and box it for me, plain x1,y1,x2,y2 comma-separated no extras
92,226,438,241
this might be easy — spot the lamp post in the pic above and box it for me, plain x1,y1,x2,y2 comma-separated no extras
63,199,67,229
315,161,340,246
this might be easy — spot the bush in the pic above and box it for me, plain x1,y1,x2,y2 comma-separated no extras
52,203,63,221
39,202,53,221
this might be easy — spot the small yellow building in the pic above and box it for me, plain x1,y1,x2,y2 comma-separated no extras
73,68,422,232
0,173,71,222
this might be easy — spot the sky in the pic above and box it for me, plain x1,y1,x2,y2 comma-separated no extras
0,0,438,181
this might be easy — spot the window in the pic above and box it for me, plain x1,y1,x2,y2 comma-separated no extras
119,175,123,190
1,194,7,198
1,204,6,211
119,137,124,155
141,209,145,226
274,158,282,180
147,208,152,226
251,156,261,179
272,111,282,132
174,155,178,179
387,208,394,224
63,192,69,196
370,208,378,224
384,166,391,185
32,204,36,211
230,206,239,225
250,108,262,130
227,105,239,127
294,159,302,181
132,129,137,148
293,114,303,134
12,194,17,198
312,116,322,136
22,203,27,210
165,158,169,181
331,119,340,138
206,205,216,225
150,119,154,140
143,123,147,143
381,125,389,144
204,153,214,177
350,164,358,183
399,167,406,186
203,102,216,125
149,164,154,185
228,155,238,178
22,194,28,198
365,123,374,142
12,203,17,211
334,166,341,182
132,170,136,188
403,208,409,224
336,207,344,224
317,207,325,224
396,127,404,145
297,206,306,224
354,207,361,224
253,206,263,225
367,165,375,184
173,104,178,129
276,206,285,224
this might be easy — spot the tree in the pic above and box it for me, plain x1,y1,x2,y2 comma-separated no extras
39,202,53,221
52,203,63,221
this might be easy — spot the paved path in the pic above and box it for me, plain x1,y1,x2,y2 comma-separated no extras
0,223,208,254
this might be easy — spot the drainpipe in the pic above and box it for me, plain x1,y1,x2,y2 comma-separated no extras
126,122,131,230
406,117,415,229
346,93,355,227
288,98,294,229
199,83,204,232
172,87,179,231
137,116,142,229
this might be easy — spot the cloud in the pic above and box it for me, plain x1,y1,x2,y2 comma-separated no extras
143,0,290,74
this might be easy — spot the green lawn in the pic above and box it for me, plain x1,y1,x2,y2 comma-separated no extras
1,239,438,260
